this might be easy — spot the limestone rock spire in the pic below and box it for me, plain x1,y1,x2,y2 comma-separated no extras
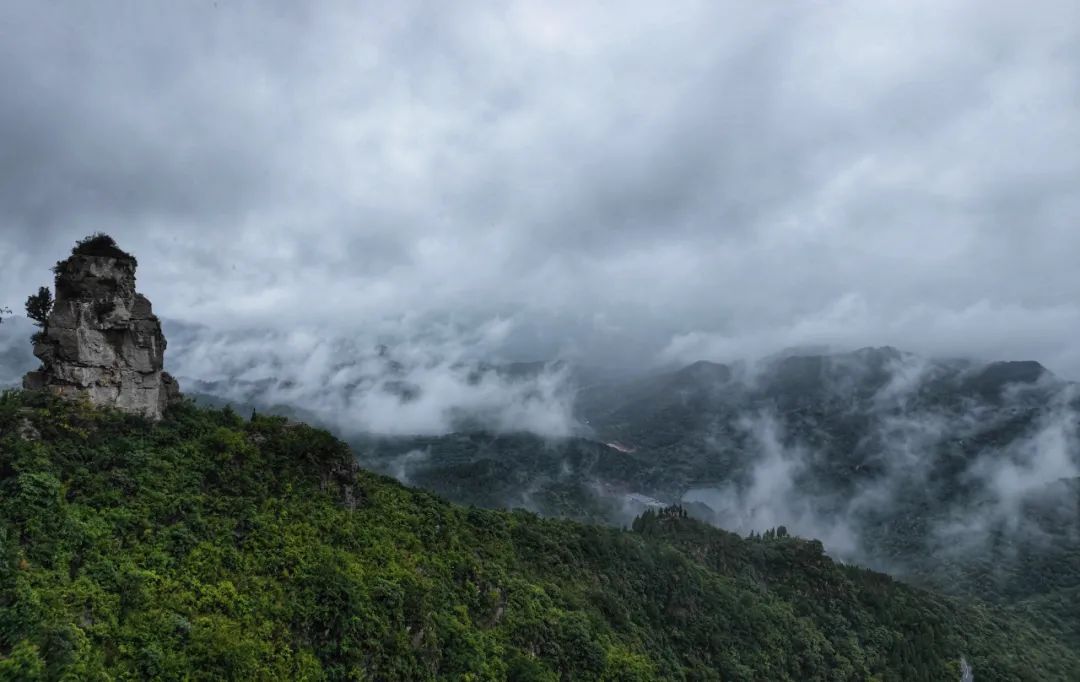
23,234,181,419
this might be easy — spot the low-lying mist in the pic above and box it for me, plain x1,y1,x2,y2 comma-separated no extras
163,318,580,438
670,352,1080,587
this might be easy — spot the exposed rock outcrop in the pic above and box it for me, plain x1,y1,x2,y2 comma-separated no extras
23,237,181,419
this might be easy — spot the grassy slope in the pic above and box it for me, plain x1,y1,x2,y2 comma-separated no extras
0,392,1076,681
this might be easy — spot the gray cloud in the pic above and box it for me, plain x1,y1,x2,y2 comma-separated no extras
2,1,1079,378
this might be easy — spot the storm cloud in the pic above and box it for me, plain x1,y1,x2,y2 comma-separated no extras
2,1,1079,376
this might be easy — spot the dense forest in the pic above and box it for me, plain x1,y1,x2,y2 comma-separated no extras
2,391,1078,680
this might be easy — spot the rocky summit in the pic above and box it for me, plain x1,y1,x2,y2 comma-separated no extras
23,236,180,419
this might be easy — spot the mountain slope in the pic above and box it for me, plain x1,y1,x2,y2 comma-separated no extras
2,392,1077,680
355,432,655,525
354,348,1080,661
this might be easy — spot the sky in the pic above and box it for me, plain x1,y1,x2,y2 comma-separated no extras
2,1,1080,377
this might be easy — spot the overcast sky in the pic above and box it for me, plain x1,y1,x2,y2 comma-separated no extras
2,1,1079,376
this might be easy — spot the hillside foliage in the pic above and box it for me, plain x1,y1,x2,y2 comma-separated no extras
1,392,1077,680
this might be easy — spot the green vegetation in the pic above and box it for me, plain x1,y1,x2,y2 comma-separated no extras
24,288,53,345
23,288,52,332
67,233,135,263
356,432,650,525
1,392,1077,680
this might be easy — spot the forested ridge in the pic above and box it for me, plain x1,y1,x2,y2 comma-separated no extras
1,391,1077,680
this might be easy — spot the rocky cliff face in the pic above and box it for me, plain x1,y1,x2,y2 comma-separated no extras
23,245,180,419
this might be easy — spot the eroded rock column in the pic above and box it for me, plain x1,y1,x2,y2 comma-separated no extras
23,241,181,419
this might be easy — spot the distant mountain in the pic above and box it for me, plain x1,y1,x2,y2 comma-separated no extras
356,346,1080,651
353,432,656,525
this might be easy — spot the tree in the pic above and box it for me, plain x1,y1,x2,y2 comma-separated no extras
25,287,54,331
0,306,10,325
71,232,134,262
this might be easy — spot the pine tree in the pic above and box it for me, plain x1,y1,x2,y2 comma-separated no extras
25,286,53,331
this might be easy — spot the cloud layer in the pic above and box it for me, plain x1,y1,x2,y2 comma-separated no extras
2,1,1079,375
